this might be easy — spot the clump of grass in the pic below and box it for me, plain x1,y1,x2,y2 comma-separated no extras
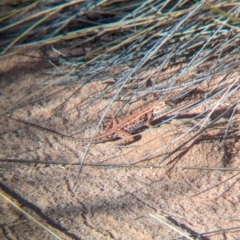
1,1,240,239
1,0,240,170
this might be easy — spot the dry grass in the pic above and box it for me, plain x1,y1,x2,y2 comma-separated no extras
1,0,240,239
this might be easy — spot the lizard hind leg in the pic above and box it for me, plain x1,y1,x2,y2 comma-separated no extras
115,129,135,145
104,118,119,132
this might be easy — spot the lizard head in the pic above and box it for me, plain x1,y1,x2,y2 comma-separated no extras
152,102,169,119
154,102,166,112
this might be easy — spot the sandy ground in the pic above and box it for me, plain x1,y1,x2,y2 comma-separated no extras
1,53,240,240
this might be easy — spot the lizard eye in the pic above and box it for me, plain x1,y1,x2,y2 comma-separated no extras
154,104,167,116
155,106,163,112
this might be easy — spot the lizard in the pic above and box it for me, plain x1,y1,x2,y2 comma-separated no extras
64,101,173,145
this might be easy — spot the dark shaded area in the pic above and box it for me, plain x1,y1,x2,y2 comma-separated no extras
0,183,82,240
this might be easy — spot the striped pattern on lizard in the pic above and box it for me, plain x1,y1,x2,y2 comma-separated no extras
67,101,172,145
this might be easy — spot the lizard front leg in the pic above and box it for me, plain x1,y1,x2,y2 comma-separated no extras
145,112,154,128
